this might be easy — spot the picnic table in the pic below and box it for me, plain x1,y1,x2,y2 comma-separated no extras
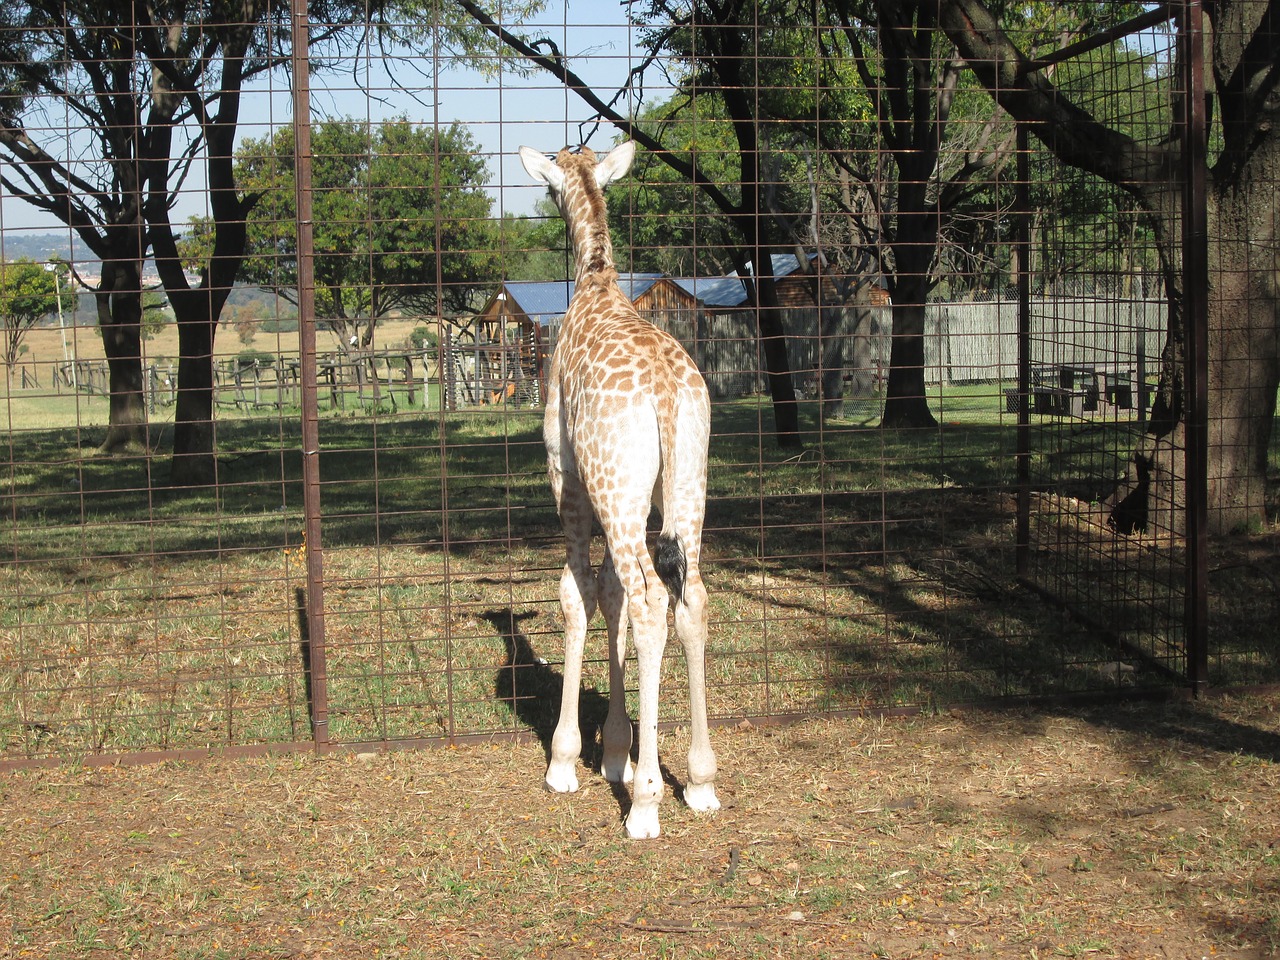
1005,364,1142,418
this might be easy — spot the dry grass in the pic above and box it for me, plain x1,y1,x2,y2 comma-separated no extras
4,693,1279,959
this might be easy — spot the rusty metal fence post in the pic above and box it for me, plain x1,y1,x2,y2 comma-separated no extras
290,0,330,746
1014,123,1031,579
1179,0,1210,694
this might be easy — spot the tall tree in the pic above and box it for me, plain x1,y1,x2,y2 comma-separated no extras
0,0,366,473
0,1,157,453
221,118,496,352
938,0,1279,535
2,0,497,482
135,0,414,484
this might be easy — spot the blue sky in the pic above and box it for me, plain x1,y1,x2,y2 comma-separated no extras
0,2,669,238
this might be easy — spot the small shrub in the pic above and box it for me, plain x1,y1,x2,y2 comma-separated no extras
409,325,438,351
237,348,276,369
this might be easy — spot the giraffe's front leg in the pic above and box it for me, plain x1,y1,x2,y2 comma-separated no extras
598,555,633,785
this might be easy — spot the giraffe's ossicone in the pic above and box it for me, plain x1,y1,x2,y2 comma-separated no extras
519,142,720,839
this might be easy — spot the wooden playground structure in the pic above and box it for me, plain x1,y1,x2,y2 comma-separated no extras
439,313,544,410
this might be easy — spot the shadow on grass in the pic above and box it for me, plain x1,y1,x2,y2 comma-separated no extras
7,399,1279,736
1067,695,1280,765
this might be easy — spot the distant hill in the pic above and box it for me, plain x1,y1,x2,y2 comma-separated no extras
4,232,297,328
0,231,95,265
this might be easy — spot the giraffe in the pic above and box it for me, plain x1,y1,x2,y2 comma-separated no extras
518,141,719,839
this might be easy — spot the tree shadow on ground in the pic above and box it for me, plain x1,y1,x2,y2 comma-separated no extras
1065,695,1280,765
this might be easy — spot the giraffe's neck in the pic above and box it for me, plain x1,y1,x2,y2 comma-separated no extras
569,215,617,283
562,171,618,284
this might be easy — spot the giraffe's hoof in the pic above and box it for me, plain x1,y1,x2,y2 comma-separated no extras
544,761,579,794
625,804,661,839
684,781,721,813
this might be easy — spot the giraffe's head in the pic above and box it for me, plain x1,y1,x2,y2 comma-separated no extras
518,142,636,221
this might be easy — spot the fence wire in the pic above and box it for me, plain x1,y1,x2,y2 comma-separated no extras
0,2,1272,767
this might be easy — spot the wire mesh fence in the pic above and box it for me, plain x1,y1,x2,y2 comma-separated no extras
1,2,1275,767
1015,16,1192,688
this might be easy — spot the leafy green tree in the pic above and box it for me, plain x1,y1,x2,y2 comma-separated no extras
0,259,72,381
494,210,570,282
805,0,1075,426
218,118,496,353
141,292,174,344
0,0,376,471
607,96,743,277
1,0,503,481
139,0,413,483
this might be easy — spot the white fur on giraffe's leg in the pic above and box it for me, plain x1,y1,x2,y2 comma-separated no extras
683,780,721,813
601,704,633,784
601,753,634,784
544,758,579,794
625,802,661,839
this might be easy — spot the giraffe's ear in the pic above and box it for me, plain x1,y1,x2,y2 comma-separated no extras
519,146,564,190
594,140,636,188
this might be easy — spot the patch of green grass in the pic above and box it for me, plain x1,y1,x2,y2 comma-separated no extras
2,388,1274,761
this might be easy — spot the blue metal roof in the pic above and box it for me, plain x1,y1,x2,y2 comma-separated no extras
494,254,820,322
497,274,664,324
668,274,749,308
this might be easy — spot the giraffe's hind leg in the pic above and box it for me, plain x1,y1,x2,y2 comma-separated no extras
598,553,634,784
608,543,669,840
676,567,719,813
545,483,596,795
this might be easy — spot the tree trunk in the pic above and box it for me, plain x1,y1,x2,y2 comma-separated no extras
168,305,218,487
146,53,247,488
881,303,937,428
818,303,849,421
1108,185,1280,535
95,259,148,455
755,269,802,449
708,6,801,451
880,265,939,429
1202,187,1280,532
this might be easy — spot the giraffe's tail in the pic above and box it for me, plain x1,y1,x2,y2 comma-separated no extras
653,383,688,604
654,532,687,603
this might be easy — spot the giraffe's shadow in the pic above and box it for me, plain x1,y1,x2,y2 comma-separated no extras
484,607,684,820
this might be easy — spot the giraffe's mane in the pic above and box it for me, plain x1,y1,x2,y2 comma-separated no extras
557,150,615,278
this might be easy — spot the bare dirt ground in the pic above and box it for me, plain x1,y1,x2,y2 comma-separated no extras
4,692,1280,959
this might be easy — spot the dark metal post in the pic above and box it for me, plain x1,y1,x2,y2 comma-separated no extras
1180,0,1210,694
291,0,330,744
1015,124,1032,578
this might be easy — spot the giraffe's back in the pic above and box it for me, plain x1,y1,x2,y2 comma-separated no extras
546,283,707,509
